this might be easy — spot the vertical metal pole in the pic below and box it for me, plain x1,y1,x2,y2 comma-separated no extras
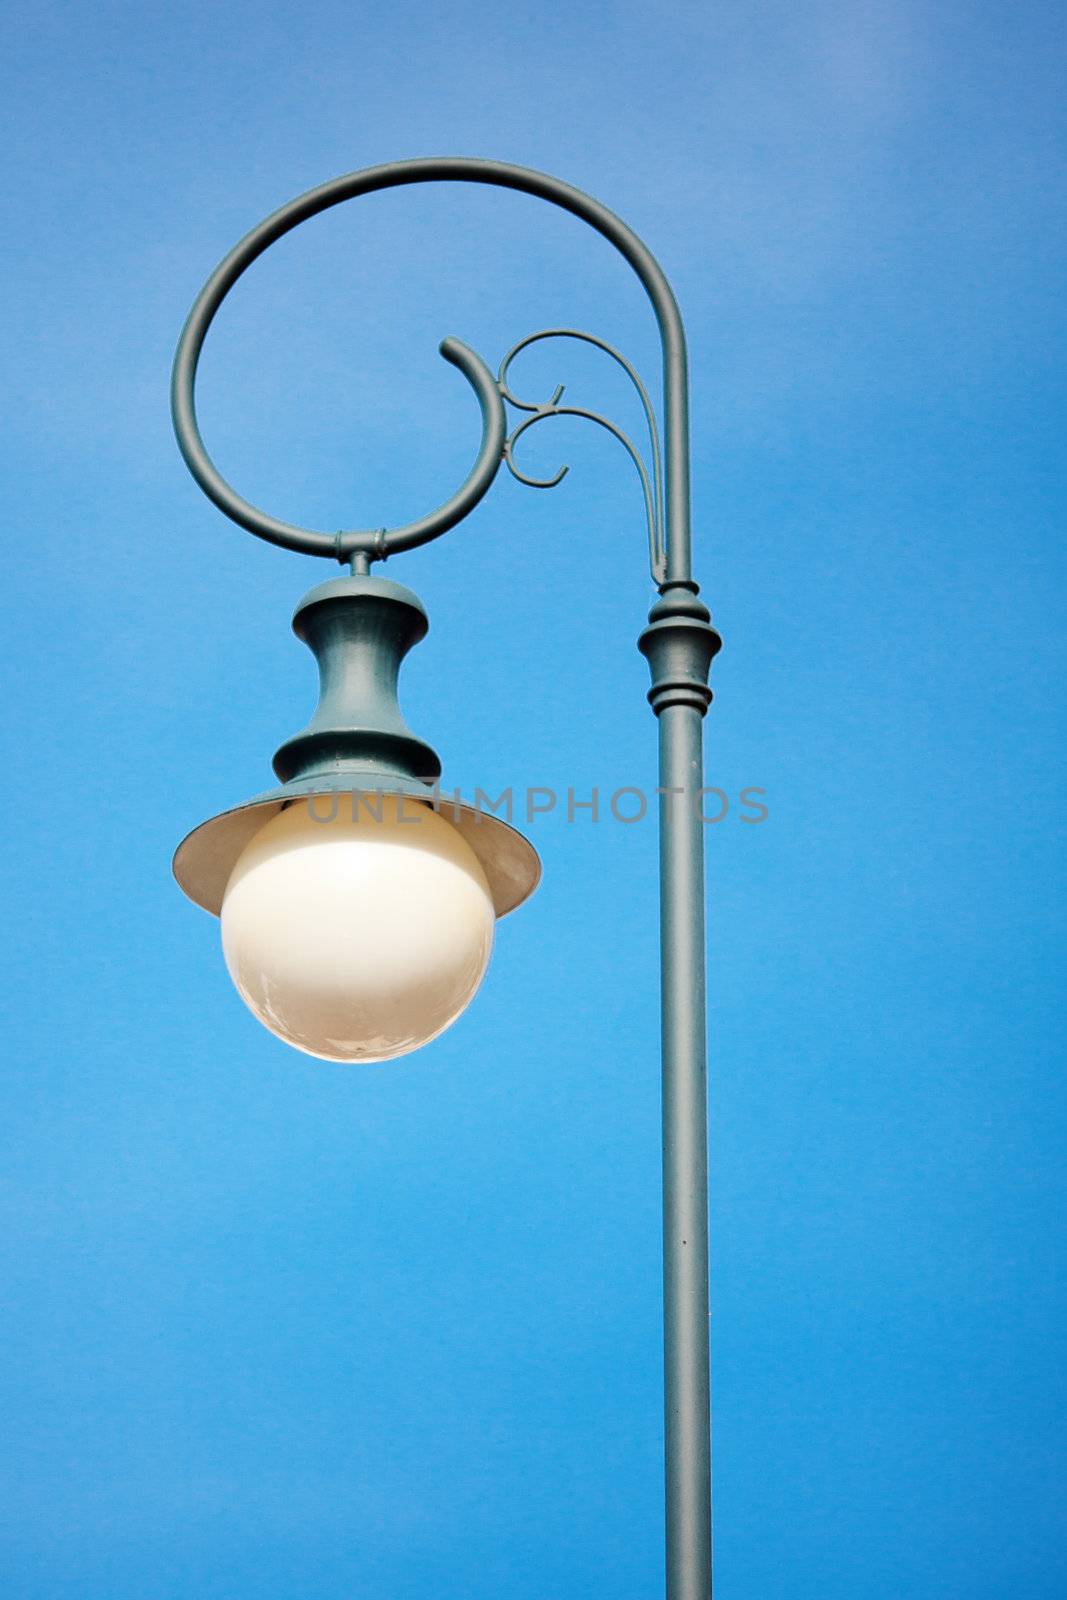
640,583,721,1600
659,698,712,1600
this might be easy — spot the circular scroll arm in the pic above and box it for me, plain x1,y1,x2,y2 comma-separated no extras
171,157,693,581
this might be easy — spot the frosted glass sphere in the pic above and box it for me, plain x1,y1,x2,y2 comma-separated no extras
220,795,495,1062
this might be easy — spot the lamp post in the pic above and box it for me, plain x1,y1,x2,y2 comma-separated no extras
171,158,721,1600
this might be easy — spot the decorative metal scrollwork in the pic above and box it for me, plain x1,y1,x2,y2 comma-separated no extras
497,329,667,585
173,161,693,585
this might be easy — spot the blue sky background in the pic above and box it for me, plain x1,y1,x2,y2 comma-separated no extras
1,1,1064,1595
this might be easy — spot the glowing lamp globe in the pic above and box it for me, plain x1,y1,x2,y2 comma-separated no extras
220,798,495,1062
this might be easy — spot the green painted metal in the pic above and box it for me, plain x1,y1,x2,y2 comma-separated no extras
172,574,541,921
272,575,441,788
640,583,722,1600
171,158,721,1600
171,157,691,581
498,327,667,582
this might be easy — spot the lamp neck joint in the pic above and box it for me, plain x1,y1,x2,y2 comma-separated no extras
271,575,441,787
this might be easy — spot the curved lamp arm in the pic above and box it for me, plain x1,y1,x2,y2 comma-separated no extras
171,157,693,584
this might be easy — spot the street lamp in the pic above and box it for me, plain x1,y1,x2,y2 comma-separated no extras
171,158,721,1600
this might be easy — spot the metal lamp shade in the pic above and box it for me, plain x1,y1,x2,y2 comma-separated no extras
173,778,541,921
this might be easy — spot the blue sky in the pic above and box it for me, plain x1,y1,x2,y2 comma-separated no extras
1,1,1064,1596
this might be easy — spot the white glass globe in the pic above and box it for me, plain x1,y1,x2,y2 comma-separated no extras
220,795,495,1062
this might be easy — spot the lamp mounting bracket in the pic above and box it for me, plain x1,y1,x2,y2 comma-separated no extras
171,158,694,589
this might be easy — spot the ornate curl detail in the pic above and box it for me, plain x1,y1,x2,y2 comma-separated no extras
498,329,666,585
171,158,693,584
